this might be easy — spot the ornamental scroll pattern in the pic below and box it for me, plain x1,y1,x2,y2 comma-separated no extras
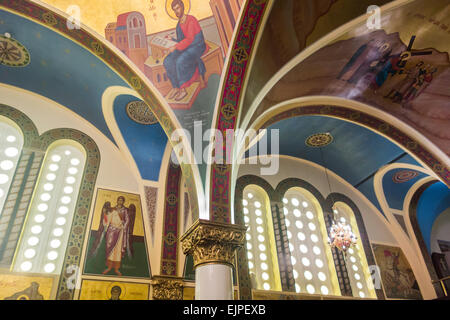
181,220,246,268
210,0,269,224
151,276,183,300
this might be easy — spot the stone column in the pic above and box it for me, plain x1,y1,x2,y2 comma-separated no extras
181,219,246,300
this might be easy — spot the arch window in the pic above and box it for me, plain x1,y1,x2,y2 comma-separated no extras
333,202,377,298
133,18,138,28
283,188,340,296
0,119,23,216
243,185,281,291
13,141,86,274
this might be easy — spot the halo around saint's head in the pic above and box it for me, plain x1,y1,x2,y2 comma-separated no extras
106,282,126,300
166,0,191,20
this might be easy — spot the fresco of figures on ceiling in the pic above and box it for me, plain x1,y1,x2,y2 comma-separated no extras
260,28,450,156
44,0,244,130
102,0,243,131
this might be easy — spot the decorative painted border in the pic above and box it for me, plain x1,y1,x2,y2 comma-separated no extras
160,162,182,277
260,105,450,186
0,0,199,223
210,0,269,223
0,104,39,148
144,186,158,245
41,129,100,300
0,104,100,300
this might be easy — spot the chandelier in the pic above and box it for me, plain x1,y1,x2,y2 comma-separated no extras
328,212,358,255
315,133,358,256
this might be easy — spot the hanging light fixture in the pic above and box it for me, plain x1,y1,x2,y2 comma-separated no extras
328,207,358,256
315,133,357,256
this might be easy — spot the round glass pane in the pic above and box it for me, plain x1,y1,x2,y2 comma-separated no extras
56,217,66,226
44,263,55,273
31,225,42,234
0,174,9,184
66,177,76,184
302,257,310,267
50,239,61,248
315,259,324,268
27,237,39,246
0,160,14,170
306,284,315,294
47,251,58,261
40,193,51,201
24,249,36,259
20,261,32,271
58,206,69,215
43,183,54,191
64,186,74,194
321,286,329,295
53,228,64,237
34,214,45,223
5,147,18,157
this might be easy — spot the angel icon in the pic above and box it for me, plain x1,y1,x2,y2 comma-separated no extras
88,196,136,276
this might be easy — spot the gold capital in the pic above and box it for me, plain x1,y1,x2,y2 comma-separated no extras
180,219,247,268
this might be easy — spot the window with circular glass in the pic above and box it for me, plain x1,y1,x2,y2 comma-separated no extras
13,141,86,274
242,185,281,292
283,187,340,296
0,119,24,217
333,202,377,298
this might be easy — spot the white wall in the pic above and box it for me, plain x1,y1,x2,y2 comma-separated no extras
237,156,398,245
0,84,140,192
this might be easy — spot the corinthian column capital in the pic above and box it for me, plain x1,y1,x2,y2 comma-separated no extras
180,219,247,268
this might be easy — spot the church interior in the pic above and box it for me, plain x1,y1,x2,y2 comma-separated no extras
0,0,449,301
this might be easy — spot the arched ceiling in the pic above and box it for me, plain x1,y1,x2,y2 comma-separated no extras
0,8,167,182
252,115,427,213
113,95,168,182
0,9,129,142
237,0,450,188
0,1,203,218
239,0,394,127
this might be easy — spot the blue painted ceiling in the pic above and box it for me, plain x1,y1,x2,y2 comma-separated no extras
0,9,129,143
113,95,167,181
382,168,427,210
259,115,425,213
417,182,450,252
0,10,170,183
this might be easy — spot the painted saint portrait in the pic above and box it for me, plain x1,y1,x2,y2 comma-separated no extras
163,0,208,102
79,280,149,300
0,274,55,300
84,189,150,278
101,0,230,130
372,244,422,300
